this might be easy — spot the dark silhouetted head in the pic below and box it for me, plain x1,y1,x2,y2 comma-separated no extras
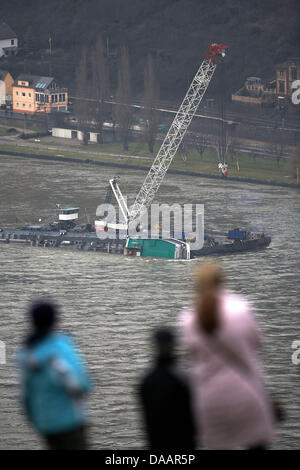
26,300,58,346
153,327,175,362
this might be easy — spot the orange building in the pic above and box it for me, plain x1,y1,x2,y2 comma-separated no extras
12,74,68,114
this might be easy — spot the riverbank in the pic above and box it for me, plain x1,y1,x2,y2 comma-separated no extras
0,140,298,189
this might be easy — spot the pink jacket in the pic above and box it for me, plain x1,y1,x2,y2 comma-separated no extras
179,290,275,449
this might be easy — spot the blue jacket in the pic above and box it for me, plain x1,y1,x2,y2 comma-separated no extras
18,333,91,435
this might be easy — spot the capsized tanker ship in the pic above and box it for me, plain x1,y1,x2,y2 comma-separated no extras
125,230,271,259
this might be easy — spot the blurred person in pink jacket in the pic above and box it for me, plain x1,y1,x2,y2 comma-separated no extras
179,261,276,450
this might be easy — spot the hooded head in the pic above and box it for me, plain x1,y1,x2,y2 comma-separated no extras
153,327,175,364
26,299,58,346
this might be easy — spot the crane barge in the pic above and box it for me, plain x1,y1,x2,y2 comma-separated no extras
0,44,271,259
94,43,270,258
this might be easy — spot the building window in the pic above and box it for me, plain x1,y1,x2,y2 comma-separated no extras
291,67,298,80
22,103,25,107
16,103,19,106
45,95,49,103
11,39,14,45
29,104,31,108
16,91,18,96
29,93,31,98
21,82,26,86
22,92,26,97
35,93,40,102
279,81,285,93
279,70,283,77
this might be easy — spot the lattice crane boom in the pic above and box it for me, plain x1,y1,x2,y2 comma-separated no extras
127,43,228,223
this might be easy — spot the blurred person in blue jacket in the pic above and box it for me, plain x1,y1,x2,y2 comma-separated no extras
18,300,91,450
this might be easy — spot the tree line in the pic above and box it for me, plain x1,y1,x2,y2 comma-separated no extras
75,36,159,152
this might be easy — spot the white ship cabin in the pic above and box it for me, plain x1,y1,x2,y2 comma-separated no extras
58,207,79,221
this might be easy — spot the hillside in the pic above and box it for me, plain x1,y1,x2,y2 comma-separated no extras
1,0,299,100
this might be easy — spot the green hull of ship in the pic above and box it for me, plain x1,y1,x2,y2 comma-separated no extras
126,238,178,259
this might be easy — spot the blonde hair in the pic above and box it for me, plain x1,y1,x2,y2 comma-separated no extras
193,260,224,334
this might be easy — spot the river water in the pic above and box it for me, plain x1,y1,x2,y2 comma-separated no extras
0,154,299,449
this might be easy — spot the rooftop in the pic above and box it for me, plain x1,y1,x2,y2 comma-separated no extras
0,22,17,41
13,74,58,90
0,70,10,80
59,207,80,211
246,77,261,82
277,58,300,69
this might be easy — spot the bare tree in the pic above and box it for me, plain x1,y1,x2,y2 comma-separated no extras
290,142,300,181
272,142,284,168
75,47,90,145
270,126,285,167
114,46,132,151
91,35,110,143
143,54,159,153
178,139,189,165
227,123,239,162
196,134,209,159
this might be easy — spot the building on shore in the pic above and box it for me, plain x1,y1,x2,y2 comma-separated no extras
276,58,300,96
232,76,276,105
232,58,300,107
12,74,68,114
52,127,100,142
0,70,14,107
0,22,18,58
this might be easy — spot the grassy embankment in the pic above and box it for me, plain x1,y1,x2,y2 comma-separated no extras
0,138,297,185
0,119,47,135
